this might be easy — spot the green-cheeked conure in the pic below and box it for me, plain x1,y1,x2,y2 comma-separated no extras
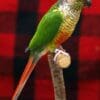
12,0,91,99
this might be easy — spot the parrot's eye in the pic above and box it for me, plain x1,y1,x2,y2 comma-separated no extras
84,0,92,7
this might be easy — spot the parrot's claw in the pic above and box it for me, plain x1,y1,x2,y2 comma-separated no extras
53,49,69,61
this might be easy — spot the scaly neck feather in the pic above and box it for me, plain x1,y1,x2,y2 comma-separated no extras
58,0,84,11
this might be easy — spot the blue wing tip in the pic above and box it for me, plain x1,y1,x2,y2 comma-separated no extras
25,47,29,53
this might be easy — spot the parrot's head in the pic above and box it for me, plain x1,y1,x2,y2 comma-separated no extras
67,0,91,7
58,0,91,12
84,0,91,7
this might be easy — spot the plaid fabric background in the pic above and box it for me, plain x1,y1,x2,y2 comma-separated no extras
0,0,100,100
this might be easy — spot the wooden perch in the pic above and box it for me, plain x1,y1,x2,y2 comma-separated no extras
48,47,71,100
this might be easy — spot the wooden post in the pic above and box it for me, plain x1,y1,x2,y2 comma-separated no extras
48,53,67,100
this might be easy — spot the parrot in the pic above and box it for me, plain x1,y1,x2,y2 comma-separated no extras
12,0,91,99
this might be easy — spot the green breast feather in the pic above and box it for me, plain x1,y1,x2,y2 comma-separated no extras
28,8,63,53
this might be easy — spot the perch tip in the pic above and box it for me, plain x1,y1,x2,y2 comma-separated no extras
55,52,71,68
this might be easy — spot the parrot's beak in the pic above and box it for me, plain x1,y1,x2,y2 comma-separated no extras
85,0,92,7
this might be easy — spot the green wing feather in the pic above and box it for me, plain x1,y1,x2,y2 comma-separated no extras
28,9,63,53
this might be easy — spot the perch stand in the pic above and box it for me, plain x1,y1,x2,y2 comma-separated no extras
48,47,71,100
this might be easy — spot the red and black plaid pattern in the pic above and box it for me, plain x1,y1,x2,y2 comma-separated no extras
0,0,100,100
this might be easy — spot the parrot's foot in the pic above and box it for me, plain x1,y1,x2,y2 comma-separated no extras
53,49,71,68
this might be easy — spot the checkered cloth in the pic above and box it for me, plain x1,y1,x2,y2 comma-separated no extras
0,0,100,100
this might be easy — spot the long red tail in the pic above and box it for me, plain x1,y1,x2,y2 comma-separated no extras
12,56,38,100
